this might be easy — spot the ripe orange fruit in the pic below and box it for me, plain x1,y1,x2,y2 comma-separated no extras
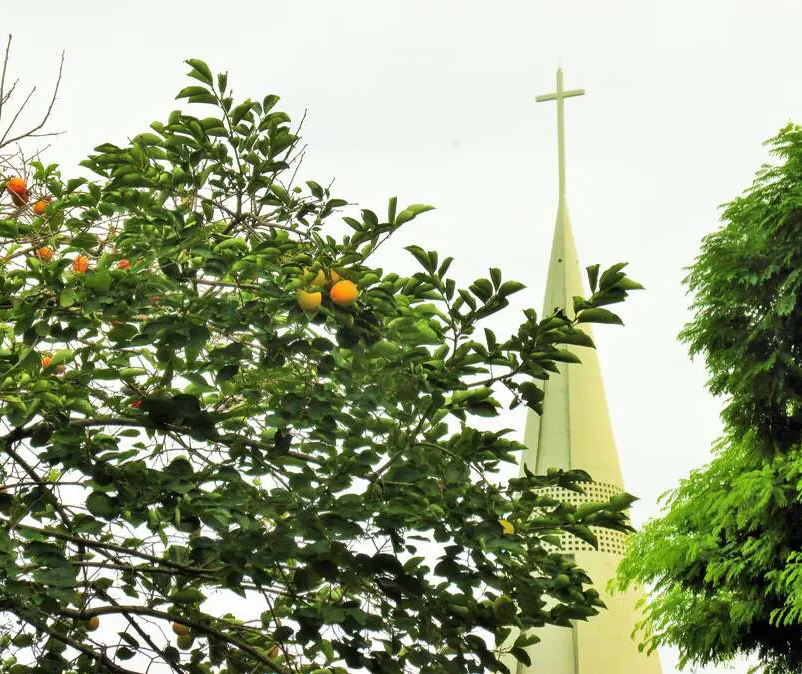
117,259,131,270
86,615,100,631
172,622,191,636
6,176,29,206
34,247,53,263
33,198,51,215
297,289,322,312
40,355,52,368
72,255,89,273
330,279,358,306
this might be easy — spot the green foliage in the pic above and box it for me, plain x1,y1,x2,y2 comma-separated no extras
0,59,642,674
616,124,802,674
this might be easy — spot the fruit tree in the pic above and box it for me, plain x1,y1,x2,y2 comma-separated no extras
0,56,643,674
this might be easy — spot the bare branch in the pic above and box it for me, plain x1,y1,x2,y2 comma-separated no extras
0,85,37,145
0,47,65,151
1,77,18,105
0,34,12,127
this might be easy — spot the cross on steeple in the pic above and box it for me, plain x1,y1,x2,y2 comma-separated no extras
536,68,585,202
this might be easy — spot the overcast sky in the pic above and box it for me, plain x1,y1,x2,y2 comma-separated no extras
5,1,800,672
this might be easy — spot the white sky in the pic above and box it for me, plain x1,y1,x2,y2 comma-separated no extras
4,1,800,672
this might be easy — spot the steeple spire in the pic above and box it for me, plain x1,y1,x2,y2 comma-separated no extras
501,70,662,674
536,68,585,204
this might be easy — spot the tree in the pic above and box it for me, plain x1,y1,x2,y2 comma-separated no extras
616,124,802,674
0,56,643,674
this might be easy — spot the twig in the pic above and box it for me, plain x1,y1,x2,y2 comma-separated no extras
0,48,65,150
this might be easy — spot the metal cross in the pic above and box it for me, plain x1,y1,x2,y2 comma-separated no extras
536,68,585,201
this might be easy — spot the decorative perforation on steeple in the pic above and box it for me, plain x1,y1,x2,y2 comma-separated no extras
534,481,630,556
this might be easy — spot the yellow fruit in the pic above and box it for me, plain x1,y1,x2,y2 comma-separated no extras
304,267,327,287
176,634,193,650
329,269,342,284
330,279,358,306
86,615,100,631
297,289,322,312
499,519,515,535
172,621,191,636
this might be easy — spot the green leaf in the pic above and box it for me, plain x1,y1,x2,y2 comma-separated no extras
395,204,434,227
170,587,206,605
511,647,532,666
51,349,72,366
119,367,148,378
85,271,112,292
405,245,434,272
185,59,214,86
576,307,624,325
519,382,544,404
59,289,77,308
231,100,253,125
499,280,526,297
176,86,212,100
586,264,600,292
86,492,116,519
71,231,99,250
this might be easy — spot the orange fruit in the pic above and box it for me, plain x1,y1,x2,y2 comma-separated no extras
6,177,29,206
330,279,358,306
297,289,322,312
34,247,53,263
86,615,100,631
72,255,89,273
33,198,51,215
172,621,190,636
40,355,52,368
117,259,131,270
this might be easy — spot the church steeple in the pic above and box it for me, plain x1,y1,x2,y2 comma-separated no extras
503,69,662,674
519,68,624,486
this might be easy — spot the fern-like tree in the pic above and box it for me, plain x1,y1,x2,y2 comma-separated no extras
617,124,802,674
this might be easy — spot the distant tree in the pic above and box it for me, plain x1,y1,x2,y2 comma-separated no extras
616,124,802,674
0,54,643,674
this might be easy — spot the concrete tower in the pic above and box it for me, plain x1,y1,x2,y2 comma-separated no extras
507,69,662,674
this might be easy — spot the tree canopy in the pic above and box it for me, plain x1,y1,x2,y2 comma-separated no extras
0,55,643,674
616,123,802,674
